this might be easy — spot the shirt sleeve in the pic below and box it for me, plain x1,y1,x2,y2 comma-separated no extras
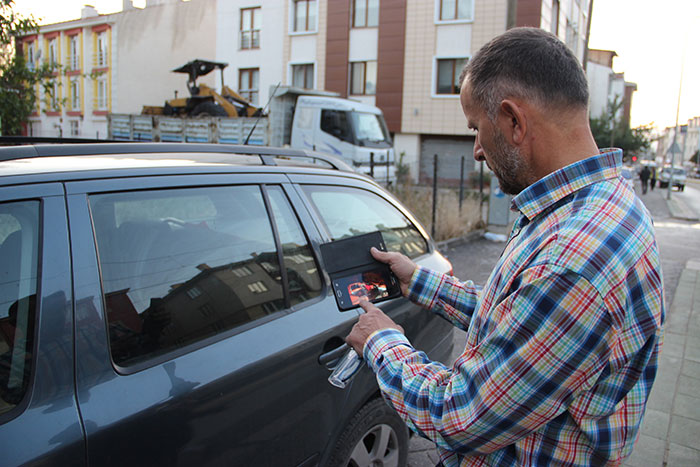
364,266,615,456
407,266,481,332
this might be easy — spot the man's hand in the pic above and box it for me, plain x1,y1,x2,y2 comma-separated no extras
370,247,417,296
346,299,404,355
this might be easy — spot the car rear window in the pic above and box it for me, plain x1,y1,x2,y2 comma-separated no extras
301,185,428,258
90,185,321,367
0,201,40,416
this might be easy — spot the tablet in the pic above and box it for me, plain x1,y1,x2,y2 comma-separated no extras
320,231,401,311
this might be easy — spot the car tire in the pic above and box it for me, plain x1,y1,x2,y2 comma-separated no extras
191,101,229,117
326,398,409,467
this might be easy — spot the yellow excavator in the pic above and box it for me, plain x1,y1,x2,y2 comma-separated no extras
142,59,262,117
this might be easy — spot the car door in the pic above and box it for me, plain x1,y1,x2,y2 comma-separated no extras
288,173,455,370
0,184,84,466
66,173,362,466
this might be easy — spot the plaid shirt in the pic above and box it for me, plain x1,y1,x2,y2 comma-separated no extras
364,149,665,466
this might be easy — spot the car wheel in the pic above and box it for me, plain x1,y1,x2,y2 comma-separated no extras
327,398,409,467
191,101,229,117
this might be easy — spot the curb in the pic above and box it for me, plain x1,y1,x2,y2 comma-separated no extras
436,229,485,250
666,196,699,222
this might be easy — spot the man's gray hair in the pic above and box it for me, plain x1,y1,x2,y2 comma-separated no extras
460,27,589,121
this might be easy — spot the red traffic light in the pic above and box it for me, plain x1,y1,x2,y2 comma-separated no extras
632,156,638,162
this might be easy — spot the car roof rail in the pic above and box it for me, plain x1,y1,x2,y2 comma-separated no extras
0,138,355,172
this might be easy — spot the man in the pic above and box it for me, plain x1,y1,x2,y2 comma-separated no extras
347,27,664,466
640,165,651,194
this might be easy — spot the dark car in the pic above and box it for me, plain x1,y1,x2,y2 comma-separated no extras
0,142,454,466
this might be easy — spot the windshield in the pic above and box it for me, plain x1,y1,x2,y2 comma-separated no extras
350,112,391,145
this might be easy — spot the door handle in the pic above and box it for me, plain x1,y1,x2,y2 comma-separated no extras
318,343,350,366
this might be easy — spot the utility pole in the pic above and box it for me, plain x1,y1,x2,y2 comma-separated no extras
668,40,686,200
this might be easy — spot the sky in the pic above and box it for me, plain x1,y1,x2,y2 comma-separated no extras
13,0,700,131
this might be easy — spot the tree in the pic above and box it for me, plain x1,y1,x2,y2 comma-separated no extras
589,96,652,160
0,0,54,136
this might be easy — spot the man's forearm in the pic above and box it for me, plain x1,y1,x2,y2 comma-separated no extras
407,266,480,332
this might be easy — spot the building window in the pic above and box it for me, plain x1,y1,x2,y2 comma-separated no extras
566,19,578,55
436,58,467,95
353,0,379,28
70,78,80,110
239,68,259,105
26,41,35,70
48,38,57,67
70,120,80,136
69,35,80,71
349,61,377,95
292,63,314,89
240,7,261,49
293,0,316,32
48,80,59,111
551,0,560,35
438,0,473,21
96,31,108,67
97,77,108,110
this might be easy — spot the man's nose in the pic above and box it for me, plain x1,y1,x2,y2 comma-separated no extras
473,137,485,162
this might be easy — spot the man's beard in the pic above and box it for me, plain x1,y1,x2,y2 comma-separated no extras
489,130,531,195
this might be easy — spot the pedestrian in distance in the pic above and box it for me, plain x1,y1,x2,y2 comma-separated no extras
346,27,664,467
650,166,657,191
640,164,651,194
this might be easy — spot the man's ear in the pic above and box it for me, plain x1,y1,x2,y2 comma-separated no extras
498,99,527,145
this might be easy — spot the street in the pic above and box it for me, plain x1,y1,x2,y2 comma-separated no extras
406,177,700,466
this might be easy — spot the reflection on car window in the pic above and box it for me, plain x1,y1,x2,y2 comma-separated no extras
91,186,288,366
0,201,39,416
302,185,427,258
266,186,322,307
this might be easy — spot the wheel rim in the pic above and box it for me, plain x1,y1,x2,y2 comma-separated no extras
347,423,400,467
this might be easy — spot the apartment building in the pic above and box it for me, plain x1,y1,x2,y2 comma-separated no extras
22,0,591,183
586,49,637,127
21,0,218,139
656,118,700,167
20,6,115,138
212,0,590,182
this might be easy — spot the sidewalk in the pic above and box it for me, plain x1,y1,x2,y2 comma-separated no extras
625,258,700,466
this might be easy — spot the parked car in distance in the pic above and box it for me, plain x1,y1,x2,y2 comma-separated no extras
0,141,454,467
658,166,687,191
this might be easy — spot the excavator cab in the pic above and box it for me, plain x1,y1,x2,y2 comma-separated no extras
158,59,262,118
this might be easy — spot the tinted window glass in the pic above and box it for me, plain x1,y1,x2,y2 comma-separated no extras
302,185,428,258
0,201,39,415
267,186,322,306
91,186,287,366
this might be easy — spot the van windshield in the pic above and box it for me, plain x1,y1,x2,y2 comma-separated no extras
350,112,391,146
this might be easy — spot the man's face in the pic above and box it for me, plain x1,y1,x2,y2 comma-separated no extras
460,80,530,195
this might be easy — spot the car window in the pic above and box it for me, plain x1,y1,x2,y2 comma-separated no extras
321,109,353,143
90,185,319,367
301,185,428,258
266,186,322,307
0,201,40,416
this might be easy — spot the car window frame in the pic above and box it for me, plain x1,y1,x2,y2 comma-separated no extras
68,173,327,374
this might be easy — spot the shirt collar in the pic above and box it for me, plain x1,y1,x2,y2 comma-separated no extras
512,148,623,221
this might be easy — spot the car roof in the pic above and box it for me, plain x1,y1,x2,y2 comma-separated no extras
0,142,362,184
